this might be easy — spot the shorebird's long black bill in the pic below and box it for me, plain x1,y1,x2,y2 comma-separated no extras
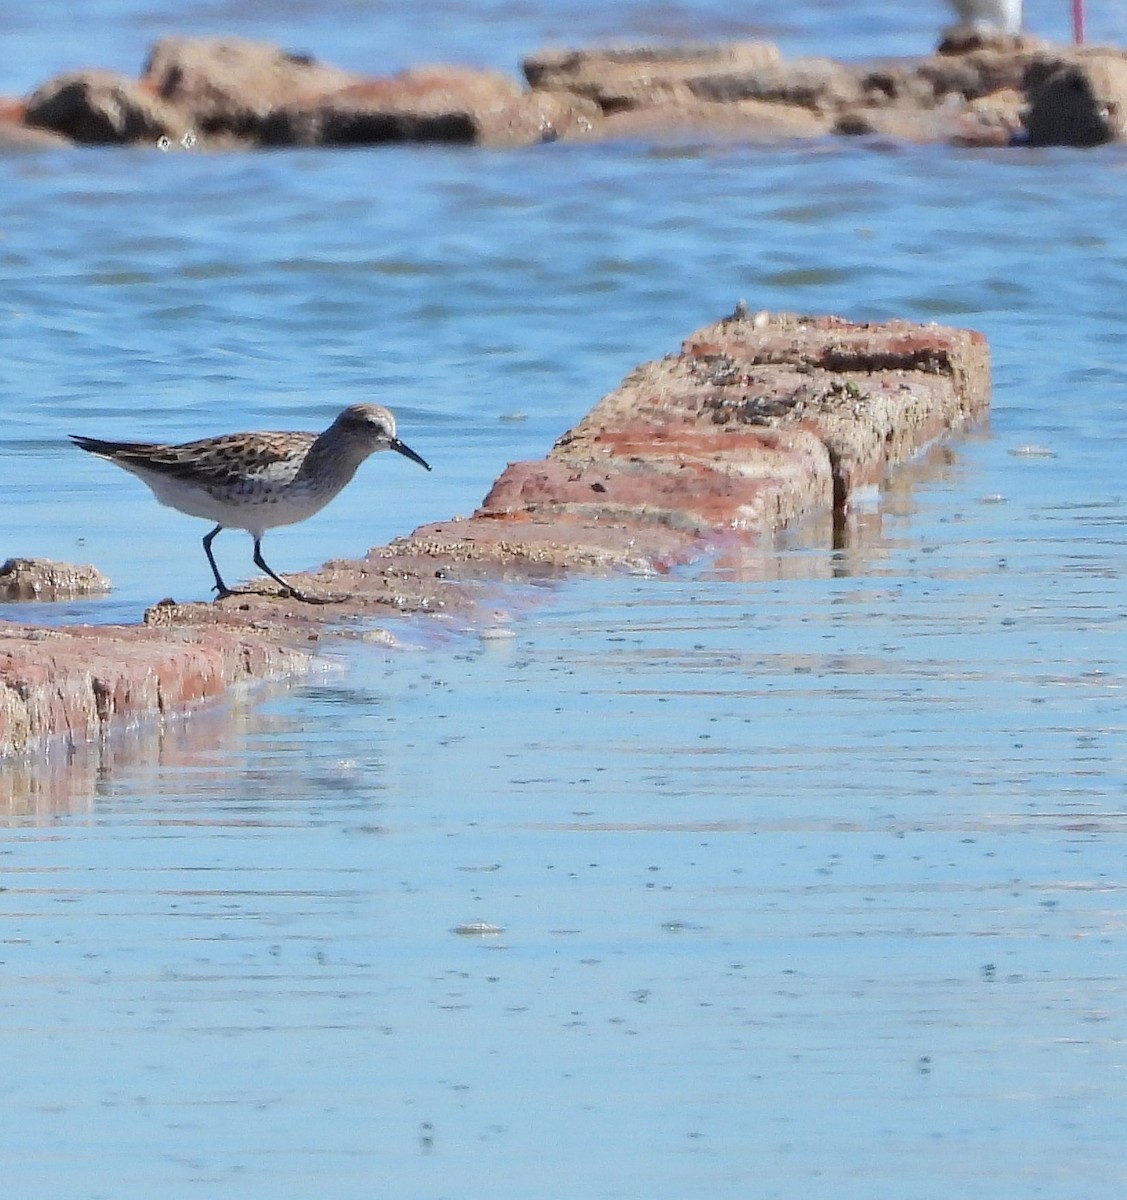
392,438,431,471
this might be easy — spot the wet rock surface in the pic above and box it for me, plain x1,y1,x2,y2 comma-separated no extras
0,311,990,759
4,32,1126,149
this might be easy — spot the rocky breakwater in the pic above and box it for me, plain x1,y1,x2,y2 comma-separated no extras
1,31,1126,151
521,33,1127,147
0,310,990,761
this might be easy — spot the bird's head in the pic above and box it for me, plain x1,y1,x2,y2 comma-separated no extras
334,404,431,470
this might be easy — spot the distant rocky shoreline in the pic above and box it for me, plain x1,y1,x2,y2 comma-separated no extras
0,30,1125,152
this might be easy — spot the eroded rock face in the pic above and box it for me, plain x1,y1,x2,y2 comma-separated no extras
523,42,781,111
520,310,990,521
686,57,862,112
0,625,311,758
0,558,112,601
0,97,71,148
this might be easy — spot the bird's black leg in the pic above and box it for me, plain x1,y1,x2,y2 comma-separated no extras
203,524,235,598
252,537,328,605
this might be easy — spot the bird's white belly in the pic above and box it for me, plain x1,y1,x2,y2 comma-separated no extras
138,473,336,536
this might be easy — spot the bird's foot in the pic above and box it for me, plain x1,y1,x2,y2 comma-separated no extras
214,584,256,601
282,585,342,606
213,580,344,606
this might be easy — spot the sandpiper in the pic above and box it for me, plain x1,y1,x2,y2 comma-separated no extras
71,403,431,604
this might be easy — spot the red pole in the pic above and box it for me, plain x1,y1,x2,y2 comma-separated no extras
1073,0,1086,44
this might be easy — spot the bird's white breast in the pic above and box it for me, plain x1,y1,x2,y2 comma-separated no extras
130,468,343,537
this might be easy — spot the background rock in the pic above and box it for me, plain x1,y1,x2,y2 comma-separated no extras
0,558,112,601
1026,53,1127,145
259,66,597,147
142,35,359,137
686,57,862,112
24,70,188,144
523,42,780,110
12,34,1127,150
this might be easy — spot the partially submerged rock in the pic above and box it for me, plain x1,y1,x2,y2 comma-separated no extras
0,558,112,601
0,311,991,760
149,310,991,625
523,36,1127,147
0,624,310,758
484,311,989,527
0,97,69,148
523,42,782,111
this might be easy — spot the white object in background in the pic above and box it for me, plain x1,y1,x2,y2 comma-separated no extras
946,0,1023,34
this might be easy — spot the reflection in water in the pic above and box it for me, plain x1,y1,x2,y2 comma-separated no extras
0,673,365,821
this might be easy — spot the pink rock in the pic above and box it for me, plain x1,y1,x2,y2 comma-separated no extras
0,625,311,758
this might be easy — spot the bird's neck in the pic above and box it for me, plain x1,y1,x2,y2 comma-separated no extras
298,432,374,490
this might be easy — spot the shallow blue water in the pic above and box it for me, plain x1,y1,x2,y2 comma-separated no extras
3,1,1127,1197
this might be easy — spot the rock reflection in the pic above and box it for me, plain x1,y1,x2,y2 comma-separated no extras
706,437,982,582
1,680,307,822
